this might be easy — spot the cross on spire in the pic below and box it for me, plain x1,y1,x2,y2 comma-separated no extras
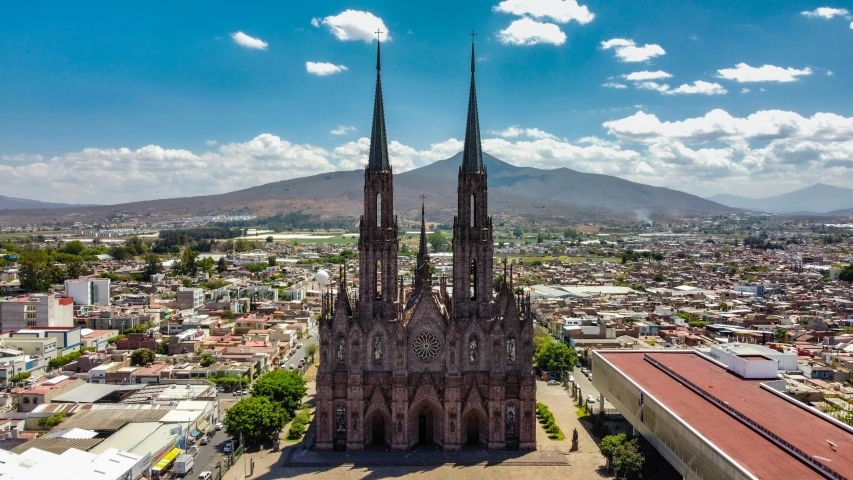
375,29,384,42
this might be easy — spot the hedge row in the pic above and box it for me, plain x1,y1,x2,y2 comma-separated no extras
286,409,311,440
536,402,565,440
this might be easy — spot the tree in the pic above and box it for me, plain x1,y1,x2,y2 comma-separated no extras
217,257,228,273
221,310,236,320
130,348,156,366
306,344,318,362
60,240,86,256
9,371,31,385
534,342,577,373
512,227,523,238
197,256,216,273
266,236,274,243
427,232,450,252
64,256,87,279
224,397,288,446
839,264,853,282
142,254,162,281
268,255,277,267
124,236,148,255
110,245,129,261
250,370,307,417
774,327,789,344
178,248,199,277
599,433,627,471
200,353,215,367
653,272,666,282
612,439,644,479
18,248,54,292
246,263,267,274
38,412,67,430
537,232,544,243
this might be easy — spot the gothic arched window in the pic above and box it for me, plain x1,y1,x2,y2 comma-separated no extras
336,336,346,365
469,336,479,365
336,404,346,433
373,335,383,365
506,336,516,365
375,260,382,300
470,260,477,300
376,192,382,227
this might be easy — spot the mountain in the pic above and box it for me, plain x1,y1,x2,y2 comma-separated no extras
0,195,89,210
0,153,734,226
708,183,853,214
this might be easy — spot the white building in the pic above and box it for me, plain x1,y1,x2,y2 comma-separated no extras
64,278,111,306
705,343,798,373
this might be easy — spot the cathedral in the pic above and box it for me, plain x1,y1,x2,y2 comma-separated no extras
315,39,536,452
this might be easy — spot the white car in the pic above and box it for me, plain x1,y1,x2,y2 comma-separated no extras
586,394,596,403
198,472,213,480
215,422,223,431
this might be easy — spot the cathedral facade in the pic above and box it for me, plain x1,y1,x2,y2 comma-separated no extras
315,40,536,452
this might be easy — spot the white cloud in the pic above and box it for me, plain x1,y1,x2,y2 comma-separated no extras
850,21,853,28
716,63,813,83
602,82,628,89
310,18,320,28
493,0,594,24
306,62,348,76
741,88,750,94
637,80,727,95
801,7,851,19
600,38,665,62
826,70,834,76
331,126,356,135
205,140,217,146
497,18,567,46
318,10,390,43
490,126,559,140
623,70,672,81
230,31,268,50
0,134,334,204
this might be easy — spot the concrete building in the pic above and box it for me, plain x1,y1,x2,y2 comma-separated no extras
0,337,58,361
0,446,148,480
8,327,83,356
64,278,111,306
18,376,85,412
175,288,204,311
592,350,853,480
0,295,74,331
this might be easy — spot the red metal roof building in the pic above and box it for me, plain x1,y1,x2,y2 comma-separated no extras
592,350,853,480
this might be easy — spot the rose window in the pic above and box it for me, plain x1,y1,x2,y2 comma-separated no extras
412,332,440,361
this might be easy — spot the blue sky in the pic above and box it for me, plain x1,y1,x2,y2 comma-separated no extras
2,1,853,204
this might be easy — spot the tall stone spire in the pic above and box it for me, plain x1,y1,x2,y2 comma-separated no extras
368,40,390,172
418,196,427,263
414,196,431,292
461,40,483,173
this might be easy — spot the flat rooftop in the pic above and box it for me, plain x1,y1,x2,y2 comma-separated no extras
600,351,853,479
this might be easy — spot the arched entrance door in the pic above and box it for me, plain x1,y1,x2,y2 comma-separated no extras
372,414,386,446
417,406,434,445
466,414,480,445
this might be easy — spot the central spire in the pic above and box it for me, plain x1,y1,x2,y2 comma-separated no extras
415,195,431,292
367,38,390,172
461,34,484,173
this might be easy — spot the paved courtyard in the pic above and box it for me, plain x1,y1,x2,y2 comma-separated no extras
224,374,609,480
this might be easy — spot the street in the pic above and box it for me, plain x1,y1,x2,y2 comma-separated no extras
279,331,318,371
571,365,614,411
190,428,231,479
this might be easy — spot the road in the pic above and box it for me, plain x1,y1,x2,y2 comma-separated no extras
571,365,614,411
279,331,318,372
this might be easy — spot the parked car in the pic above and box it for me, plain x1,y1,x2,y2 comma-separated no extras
287,364,295,370
216,387,224,393
215,422,223,431
568,375,575,383
581,368,589,375
200,436,209,445
223,442,233,453
198,472,213,480
547,380,560,386
298,343,304,348
587,373,593,381
586,394,596,403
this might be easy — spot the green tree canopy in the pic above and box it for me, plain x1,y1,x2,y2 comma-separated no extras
534,342,577,373
142,254,162,281
250,370,307,417
217,257,228,273
839,264,853,282
224,397,288,446
60,241,86,256
306,344,318,362
130,348,156,366
246,263,268,274
200,353,215,367
19,248,59,292
427,232,450,253
176,248,199,276
612,439,644,479
599,433,627,468
220,310,236,320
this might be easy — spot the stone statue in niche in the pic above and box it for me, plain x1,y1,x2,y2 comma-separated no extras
469,337,478,365
336,337,345,365
506,405,516,434
506,337,516,364
450,420,455,433
351,413,358,431
493,411,500,431
374,335,383,364
450,351,455,365
397,414,403,433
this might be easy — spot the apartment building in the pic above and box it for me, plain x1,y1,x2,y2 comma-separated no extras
0,294,74,331
64,277,111,305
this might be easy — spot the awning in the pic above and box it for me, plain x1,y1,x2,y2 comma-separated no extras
153,448,183,471
190,429,201,438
